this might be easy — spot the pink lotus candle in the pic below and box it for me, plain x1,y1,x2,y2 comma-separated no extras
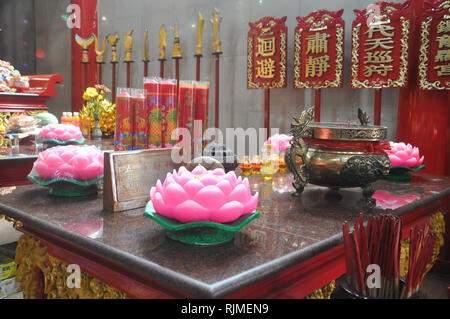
385,142,424,167
264,134,293,153
150,165,259,223
38,124,83,141
32,145,104,180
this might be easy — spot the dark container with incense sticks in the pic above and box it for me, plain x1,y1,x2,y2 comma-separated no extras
331,275,424,299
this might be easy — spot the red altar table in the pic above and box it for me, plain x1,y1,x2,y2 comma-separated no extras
0,74,63,113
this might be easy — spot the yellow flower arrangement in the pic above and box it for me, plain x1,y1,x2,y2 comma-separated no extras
80,84,116,135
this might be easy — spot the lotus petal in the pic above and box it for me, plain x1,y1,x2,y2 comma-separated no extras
194,185,227,210
173,200,209,223
212,201,244,223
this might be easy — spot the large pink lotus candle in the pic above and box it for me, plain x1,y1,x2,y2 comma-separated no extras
32,145,103,180
38,124,83,141
385,142,424,167
150,165,259,223
264,134,292,153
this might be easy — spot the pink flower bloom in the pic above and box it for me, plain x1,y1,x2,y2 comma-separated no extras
150,165,259,223
385,142,424,168
39,124,83,141
32,145,103,180
264,134,292,153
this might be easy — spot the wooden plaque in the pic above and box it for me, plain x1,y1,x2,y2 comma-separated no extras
103,148,178,212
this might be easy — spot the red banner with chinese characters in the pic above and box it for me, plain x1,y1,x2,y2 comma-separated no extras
247,16,287,89
418,0,450,90
294,9,345,88
350,0,411,88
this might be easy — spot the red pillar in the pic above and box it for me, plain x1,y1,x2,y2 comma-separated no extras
396,0,449,176
71,0,98,112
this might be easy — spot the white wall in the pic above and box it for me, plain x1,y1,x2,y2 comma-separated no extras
97,0,402,141
33,0,403,139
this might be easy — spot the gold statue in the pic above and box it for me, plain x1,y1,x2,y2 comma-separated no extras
159,25,167,60
195,12,205,56
210,8,223,54
75,34,95,63
172,24,182,59
143,29,150,61
107,34,119,63
124,29,134,62
94,35,107,63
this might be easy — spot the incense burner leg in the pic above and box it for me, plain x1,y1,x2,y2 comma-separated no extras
325,187,342,201
361,184,376,205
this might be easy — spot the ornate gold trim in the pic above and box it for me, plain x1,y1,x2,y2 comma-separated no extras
351,18,410,88
400,211,446,278
306,280,336,299
294,24,344,88
247,31,287,89
418,18,449,90
14,234,129,299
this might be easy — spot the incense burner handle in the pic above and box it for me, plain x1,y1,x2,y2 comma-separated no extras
285,107,315,196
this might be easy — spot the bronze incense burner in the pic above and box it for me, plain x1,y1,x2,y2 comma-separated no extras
285,107,390,203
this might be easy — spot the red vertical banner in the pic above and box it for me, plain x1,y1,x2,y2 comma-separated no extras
418,0,450,90
144,77,162,149
247,16,287,89
114,88,132,151
160,79,178,147
293,9,345,88
194,81,210,148
350,0,411,88
131,88,147,150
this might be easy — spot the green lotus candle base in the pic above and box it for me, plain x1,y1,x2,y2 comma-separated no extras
144,201,260,246
27,170,102,197
39,137,85,147
385,165,426,182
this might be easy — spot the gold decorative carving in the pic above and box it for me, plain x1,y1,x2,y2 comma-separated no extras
306,280,336,299
351,18,410,88
400,211,446,278
247,31,286,89
15,235,50,299
14,234,129,299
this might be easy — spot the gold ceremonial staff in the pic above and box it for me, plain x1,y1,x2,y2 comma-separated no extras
158,25,167,78
211,8,223,128
143,29,150,77
194,11,205,81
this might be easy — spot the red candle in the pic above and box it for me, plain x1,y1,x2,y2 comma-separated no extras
194,81,210,149
160,79,178,147
131,88,147,150
144,77,162,148
178,81,195,144
114,88,132,151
